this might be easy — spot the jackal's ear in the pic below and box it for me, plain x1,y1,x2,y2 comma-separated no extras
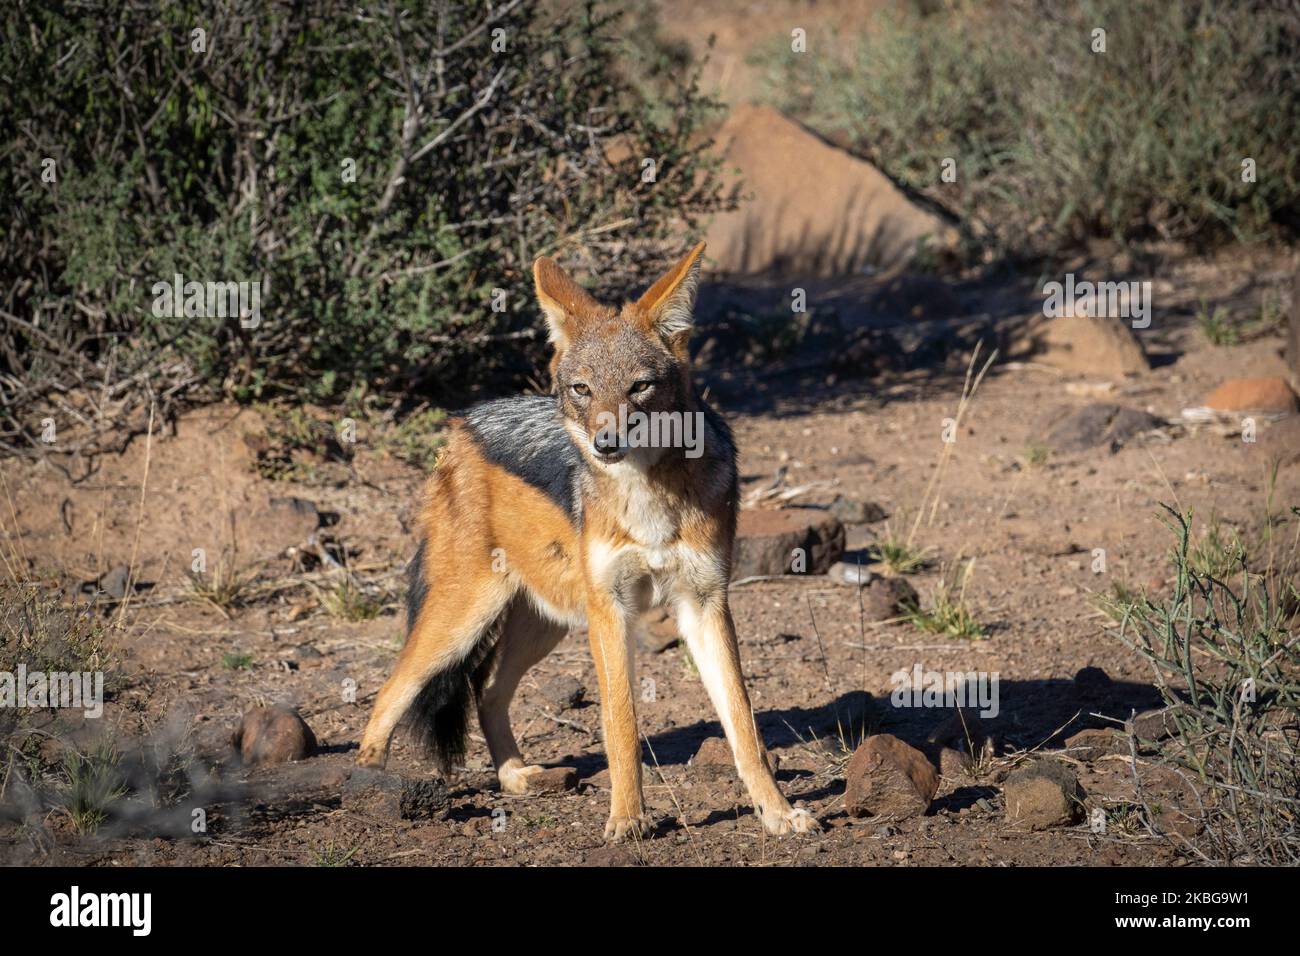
533,256,599,352
635,241,706,352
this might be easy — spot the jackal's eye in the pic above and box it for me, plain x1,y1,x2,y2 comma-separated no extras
570,383,590,397
629,380,654,395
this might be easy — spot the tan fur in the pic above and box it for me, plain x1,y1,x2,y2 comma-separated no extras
358,243,819,841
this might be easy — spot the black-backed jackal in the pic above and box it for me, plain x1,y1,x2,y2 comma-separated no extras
357,242,819,841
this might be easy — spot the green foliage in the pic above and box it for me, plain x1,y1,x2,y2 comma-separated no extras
220,651,254,671
872,517,931,575
318,578,383,622
1,0,731,448
903,560,985,639
1196,300,1240,346
760,0,1300,259
1115,506,1300,864
61,742,127,835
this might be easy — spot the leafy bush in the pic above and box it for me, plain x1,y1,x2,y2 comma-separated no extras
1,0,731,454
1115,507,1300,864
760,0,1300,260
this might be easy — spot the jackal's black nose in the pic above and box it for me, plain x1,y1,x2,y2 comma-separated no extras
592,431,621,456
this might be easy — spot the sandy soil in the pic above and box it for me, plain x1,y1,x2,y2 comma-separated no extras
2,245,1296,867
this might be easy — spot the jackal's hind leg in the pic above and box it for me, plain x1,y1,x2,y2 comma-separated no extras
477,597,568,793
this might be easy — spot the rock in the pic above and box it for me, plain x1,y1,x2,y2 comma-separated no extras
1043,403,1162,453
733,508,845,578
936,746,974,778
860,576,918,619
342,766,449,820
1003,760,1085,830
1073,666,1113,700
636,607,680,654
1127,705,1183,742
524,767,579,794
843,734,939,820
98,565,132,600
1204,377,1298,413
539,674,585,711
231,706,317,766
829,561,873,586
688,736,777,780
829,495,886,525
1064,728,1127,762
1032,315,1150,377
704,104,959,276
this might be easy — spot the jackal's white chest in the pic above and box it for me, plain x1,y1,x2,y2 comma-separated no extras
589,463,703,603
608,463,678,553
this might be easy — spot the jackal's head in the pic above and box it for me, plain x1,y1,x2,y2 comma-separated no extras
533,241,705,466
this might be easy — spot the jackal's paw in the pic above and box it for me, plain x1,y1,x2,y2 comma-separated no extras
604,813,652,843
356,745,388,769
498,763,545,795
762,805,822,836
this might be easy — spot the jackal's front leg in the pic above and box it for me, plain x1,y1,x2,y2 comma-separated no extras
675,594,820,835
586,598,648,842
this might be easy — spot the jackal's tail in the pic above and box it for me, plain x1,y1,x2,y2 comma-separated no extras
398,541,501,774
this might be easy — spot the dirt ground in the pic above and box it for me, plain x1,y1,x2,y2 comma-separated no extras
2,244,1296,867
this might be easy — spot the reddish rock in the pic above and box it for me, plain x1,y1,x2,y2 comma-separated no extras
704,104,959,276
1033,315,1149,378
1003,760,1085,830
860,576,919,619
1205,377,1298,413
539,674,585,711
524,767,579,794
1127,705,1184,743
733,508,845,578
231,705,317,766
843,734,939,820
936,746,975,778
1064,727,1127,762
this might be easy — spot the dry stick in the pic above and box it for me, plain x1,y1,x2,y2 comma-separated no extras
0,470,29,585
541,711,593,736
0,467,31,577
907,341,998,546
116,400,155,626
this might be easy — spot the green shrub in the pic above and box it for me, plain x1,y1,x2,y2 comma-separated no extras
760,0,1300,260
1115,506,1300,864
0,0,731,452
